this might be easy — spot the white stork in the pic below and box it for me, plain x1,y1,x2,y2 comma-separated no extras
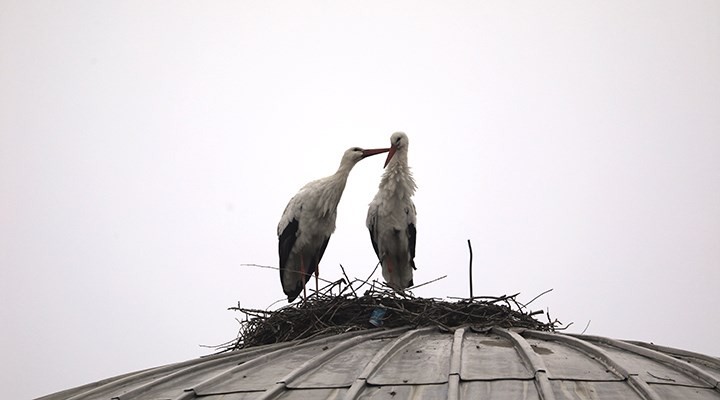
366,132,417,291
278,146,390,302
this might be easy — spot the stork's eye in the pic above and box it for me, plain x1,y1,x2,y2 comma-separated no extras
352,147,362,152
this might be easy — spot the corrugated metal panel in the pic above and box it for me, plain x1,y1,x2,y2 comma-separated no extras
493,327,557,400
356,383,449,399
114,358,254,400
592,342,711,387
460,333,533,380
36,327,720,400
550,380,644,400
366,330,453,385
649,384,720,400
200,343,328,393
576,334,720,389
198,392,264,400
460,381,540,400
277,388,348,399
289,337,394,388
523,338,623,381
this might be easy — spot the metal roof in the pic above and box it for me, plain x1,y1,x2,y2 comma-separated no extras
37,326,720,400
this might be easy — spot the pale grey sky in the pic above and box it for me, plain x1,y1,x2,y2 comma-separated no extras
1,1,719,399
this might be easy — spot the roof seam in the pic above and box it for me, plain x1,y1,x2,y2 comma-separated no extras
67,346,278,400
447,327,465,400
625,340,720,367
175,327,385,399
256,327,410,400
492,327,557,400
524,330,664,400
342,326,435,400
576,334,720,392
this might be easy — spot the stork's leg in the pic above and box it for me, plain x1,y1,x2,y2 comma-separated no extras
315,264,319,296
385,257,396,290
300,255,307,302
386,257,394,279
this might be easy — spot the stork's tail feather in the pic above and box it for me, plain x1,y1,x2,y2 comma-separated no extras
285,283,302,303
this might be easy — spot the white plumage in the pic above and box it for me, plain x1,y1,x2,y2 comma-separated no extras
278,146,389,302
367,132,418,290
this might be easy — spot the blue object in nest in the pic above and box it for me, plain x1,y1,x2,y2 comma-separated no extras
369,307,386,327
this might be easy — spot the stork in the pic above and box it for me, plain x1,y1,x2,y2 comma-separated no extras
278,146,390,302
366,132,417,291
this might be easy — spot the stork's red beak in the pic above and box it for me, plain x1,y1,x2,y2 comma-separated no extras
361,148,390,159
383,145,397,168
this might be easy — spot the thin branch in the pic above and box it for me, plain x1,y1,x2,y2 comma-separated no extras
467,239,474,300
240,263,335,285
239,263,277,270
339,263,357,298
354,261,381,293
408,275,447,290
524,288,554,309
580,319,591,335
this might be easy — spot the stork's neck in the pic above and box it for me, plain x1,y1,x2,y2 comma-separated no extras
335,159,356,177
312,163,354,216
379,150,416,198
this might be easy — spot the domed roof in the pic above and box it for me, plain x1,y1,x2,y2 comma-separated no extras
37,326,720,400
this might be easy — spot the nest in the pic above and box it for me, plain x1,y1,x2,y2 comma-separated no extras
219,274,562,352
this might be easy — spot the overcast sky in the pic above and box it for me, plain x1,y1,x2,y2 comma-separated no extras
2,1,719,399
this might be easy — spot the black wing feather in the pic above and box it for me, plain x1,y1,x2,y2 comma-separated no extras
368,224,380,259
278,218,299,284
307,236,331,284
407,223,417,270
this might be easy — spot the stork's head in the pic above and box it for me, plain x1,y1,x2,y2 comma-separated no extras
341,146,390,166
384,131,409,168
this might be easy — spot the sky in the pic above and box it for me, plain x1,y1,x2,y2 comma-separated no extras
1,1,719,398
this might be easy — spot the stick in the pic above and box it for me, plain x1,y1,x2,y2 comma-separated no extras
239,263,335,285
355,261,381,293
580,319,591,335
467,239,474,300
339,264,358,298
408,275,447,290
524,288,554,309
239,263,277,270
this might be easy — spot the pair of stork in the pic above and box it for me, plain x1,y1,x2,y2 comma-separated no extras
277,132,417,302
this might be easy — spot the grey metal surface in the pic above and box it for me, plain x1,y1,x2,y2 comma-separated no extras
366,329,453,385
460,332,534,380
37,326,720,400
461,381,540,400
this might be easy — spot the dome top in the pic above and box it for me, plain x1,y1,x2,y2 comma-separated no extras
38,326,720,400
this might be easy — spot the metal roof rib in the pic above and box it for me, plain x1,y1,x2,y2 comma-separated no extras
492,328,556,400
62,365,177,400
255,327,409,400
627,341,720,368
342,326,436,400
447,328,466,400
37,325,720,399
62,346,274,400
572,334,720,392
108,343,298,400
170,327,389,400
523,330,662,400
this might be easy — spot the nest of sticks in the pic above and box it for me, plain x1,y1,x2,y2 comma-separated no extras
219,269,563,352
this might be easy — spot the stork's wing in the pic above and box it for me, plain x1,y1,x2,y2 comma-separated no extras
278,218,299,283
307,236,330,283
407,223,417,270
406,202,417,270
366,203,380,258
